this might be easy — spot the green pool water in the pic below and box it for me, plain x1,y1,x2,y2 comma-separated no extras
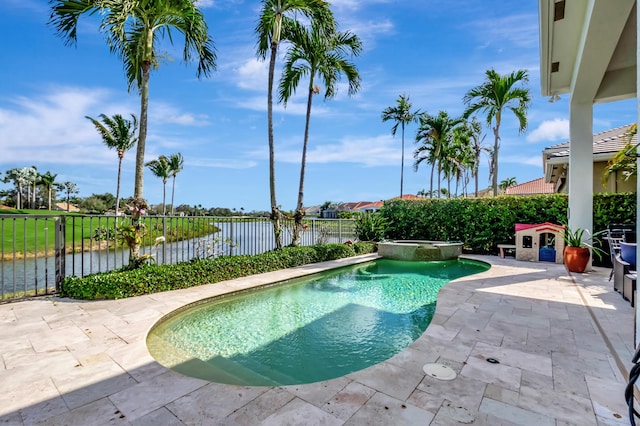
146,259,488,386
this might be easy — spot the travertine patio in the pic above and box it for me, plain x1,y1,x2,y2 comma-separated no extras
0,254,634,425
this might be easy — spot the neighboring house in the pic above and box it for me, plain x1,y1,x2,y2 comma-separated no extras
304,205,321,216
309,195,422,217
55,202,80,212
542,125,637,194
505,178,555,196
354,201,383,213
319,207,339,219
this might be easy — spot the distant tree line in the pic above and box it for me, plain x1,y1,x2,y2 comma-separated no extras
0,166,78,211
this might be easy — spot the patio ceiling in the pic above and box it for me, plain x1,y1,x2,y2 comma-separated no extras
539,0,637,104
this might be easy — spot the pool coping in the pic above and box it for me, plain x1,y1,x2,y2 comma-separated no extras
0,254,633,425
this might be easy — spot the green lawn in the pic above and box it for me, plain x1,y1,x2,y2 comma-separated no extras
0,211,218,258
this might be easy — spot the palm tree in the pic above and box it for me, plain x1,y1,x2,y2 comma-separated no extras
85,113,138,215
49,0,216,201
447,128,474,197
3,168,27,209
256,0,334,249
500,177,517,191
460,117,489,197
145,156,171,215
463,69,531,196
603,124,637,185
29,167,39,209
279,24,362,246
382,94,419,198
413,111,463,198
39,171,59,211
61,181,79,211
167,153,184,216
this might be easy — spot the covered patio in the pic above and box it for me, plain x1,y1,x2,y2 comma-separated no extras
539,0,639,342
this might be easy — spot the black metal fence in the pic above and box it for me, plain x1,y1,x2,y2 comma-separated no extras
0,215,356,301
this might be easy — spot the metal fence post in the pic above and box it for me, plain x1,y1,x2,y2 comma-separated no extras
229,217,235,256
55,216,66,294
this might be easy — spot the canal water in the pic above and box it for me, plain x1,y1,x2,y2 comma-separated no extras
0,220,353,298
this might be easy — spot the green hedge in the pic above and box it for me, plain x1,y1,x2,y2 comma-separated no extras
379,193,636,254
61,242,376,300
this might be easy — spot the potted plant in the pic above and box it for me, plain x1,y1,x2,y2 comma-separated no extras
562,225,604,273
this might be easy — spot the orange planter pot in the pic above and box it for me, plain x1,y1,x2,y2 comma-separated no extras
563,246,591,273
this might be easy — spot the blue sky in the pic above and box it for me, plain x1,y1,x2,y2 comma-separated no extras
0,0,636,212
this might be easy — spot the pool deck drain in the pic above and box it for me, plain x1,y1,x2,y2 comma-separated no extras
422,363,457,380
0,254,634,425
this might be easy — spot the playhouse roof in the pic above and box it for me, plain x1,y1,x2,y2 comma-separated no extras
515,222,565,233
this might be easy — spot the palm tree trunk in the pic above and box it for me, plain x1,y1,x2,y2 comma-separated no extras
475,167,479,197
437,163,442,198
268,41,282,249
170,176,176,216
400,123,405,198
134,61,151,199
162,179,167,215
17,183,22,209
131,56,151,262
492,123,500,196
292,85,314,247
115,156,123,215
429,163,435,198
47,186,52,211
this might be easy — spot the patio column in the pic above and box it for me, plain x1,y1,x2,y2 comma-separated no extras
636,2,640,348
567,102,593,249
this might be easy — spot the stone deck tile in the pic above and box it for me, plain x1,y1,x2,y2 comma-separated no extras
343,392,435,426
165,382,268,424
282,376,352,407
0,254,635,425
321,381,377,421
261,398,343,426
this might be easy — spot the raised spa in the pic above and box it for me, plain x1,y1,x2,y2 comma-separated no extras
378,240,463,261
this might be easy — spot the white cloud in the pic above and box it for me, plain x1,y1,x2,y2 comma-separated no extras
470,14,539,49
330,0,392,11
187,157,257,169
0,86,121,165
334,18,394,50
501,155,542,167
277,134,401,166
235,58,269,91
235,94,332,116
151,103,210,126
194,0,215,8
0,85,213,167
526,118,570,143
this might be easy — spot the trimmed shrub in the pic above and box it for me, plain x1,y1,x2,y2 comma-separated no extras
355,213,387,242
61,243,376,300
380,193,636,254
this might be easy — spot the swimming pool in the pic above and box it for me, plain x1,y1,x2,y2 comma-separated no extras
146,258,488,386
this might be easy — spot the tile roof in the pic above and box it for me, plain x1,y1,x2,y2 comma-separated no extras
544,124,637,159
387,194,422,200
356,201,383,210
505,177,555,195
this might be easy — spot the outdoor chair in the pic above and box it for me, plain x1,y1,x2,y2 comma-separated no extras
607,235,625,281
614,242,637,303
614,253,632,295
